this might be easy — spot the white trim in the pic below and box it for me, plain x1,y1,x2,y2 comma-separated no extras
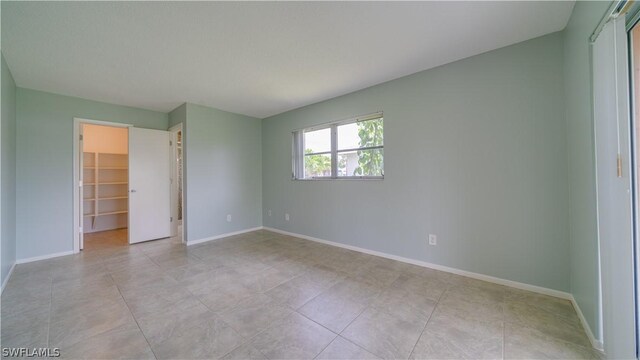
16,250,75,264
571,296,605,351
1,262,16,294
186,227,263,246
73,118,133,254
263,227,609,350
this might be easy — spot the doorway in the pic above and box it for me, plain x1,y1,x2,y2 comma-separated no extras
73,118,174,253
170,124,184,243
81,123,130,250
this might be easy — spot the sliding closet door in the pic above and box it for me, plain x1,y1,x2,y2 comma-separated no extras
129,127,172,244
593,17,636,358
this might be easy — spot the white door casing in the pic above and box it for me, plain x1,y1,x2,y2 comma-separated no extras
79,124,84,250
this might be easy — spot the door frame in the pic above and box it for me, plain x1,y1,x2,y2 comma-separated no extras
169,123,185,243
72,118,132,253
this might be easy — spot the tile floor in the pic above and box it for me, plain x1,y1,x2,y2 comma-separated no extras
1,229,598,359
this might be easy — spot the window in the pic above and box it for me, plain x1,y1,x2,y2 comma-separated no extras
293,113,384,179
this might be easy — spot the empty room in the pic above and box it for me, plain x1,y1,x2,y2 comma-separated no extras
0,1,638,359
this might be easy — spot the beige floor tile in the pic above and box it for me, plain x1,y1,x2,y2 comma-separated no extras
249,312,336,359
196,282,256,314
239,266,299,293
387,273,448,302
0,323,49,350
222,343,268,360
110,266,173,290
297,277,381,333
49,298,139,348
50,287,125,323
0,291,51,318
316,336,380,360
264,279,327,309
351,261,402,288
51,272,115,295
504,300,589,347
437,288,505,322
369,290,436,323
505,288,578,324
220,293,293,338
1,305,49,350
1,305,49,339
342,304,429,360
410,308,503,360
60,326,155,360
504,322,596,359
150,312,244,360
136,302,213,346
162,261,220,282
148,251,202,270
182,266,245,296
120,283,202,320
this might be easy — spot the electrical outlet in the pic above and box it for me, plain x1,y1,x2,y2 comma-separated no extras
285,213,290,221
226,214,232,222
428,234,437,245
268,209,272,217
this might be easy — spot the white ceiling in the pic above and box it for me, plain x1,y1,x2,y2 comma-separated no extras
1,1,575,119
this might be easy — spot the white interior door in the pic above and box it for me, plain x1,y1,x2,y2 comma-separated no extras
129,127,172,244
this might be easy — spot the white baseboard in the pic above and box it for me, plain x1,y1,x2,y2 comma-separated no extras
570,296,604,351
1,262,16,294
187,227,264,246
263,226,603,351
16,250,75,264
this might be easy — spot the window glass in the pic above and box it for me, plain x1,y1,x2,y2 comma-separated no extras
304,153,332,178
304,128,331,154
338,118,383,150
338,148,384,177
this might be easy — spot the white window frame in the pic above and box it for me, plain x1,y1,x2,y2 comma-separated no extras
292,112,384,180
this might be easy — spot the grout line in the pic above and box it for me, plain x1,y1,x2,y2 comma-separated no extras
109,273,159,360
294,310,341,336
165,253,271,359
502,315,506,360
45,276,53,348
317,278,399,359
408,284,448,359
313,333,340,359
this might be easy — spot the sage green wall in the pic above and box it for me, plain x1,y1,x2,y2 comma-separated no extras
184,103,262,242
169,103,186,129
2,54,17,285
262,32,570,291
16,88,168,259
563,0,610,341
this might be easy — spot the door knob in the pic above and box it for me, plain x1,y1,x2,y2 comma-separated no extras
130,189,137,193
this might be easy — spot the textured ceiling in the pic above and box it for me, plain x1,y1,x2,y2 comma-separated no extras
1,1,575,118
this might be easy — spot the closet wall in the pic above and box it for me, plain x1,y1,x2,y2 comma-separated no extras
83,124,129,233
